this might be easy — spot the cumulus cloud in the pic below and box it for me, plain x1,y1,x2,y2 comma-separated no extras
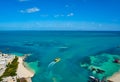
67,13,74,16
53,14,65,18
20,7,40,13
53,12,74,18
0,22,120,31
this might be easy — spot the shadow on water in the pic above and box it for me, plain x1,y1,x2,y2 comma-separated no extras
0,45,33,54
93,46,120,56
80,46,120,67
0,45,43,63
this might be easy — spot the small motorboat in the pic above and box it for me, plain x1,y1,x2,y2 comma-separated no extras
54,58,61,63
113,59,120,63
88,76,99,82
89,76,95,79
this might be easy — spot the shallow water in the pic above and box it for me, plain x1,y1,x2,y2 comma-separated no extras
0,31,120,82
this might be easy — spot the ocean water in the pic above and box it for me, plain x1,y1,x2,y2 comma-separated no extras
0,31,120,82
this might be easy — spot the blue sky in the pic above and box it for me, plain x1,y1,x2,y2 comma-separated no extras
0,0,120,30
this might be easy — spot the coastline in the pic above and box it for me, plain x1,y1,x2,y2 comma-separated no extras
107,71,120,82
16,57,35,81
0,53,35,82
24,62,36,73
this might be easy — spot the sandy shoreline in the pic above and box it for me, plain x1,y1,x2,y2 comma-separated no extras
16,57,34,80
107,71,120,82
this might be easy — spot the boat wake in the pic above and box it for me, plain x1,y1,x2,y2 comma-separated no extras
48,61,56,70
43,58,61,81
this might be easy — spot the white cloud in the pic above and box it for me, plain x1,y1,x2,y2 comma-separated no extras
67,13,74,16
53,12,74,18
54,14,65,18
20,7,40,13
0,22,120,31
19,0,29,2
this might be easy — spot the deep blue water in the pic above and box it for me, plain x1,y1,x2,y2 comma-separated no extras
0,31,120,82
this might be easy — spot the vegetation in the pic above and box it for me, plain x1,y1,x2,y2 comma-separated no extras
17,78,27,82
0,77,2,81
17,78,20,82
0,56,19,81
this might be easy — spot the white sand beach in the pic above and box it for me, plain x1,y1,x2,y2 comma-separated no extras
108,72,120,82
16,57,34,79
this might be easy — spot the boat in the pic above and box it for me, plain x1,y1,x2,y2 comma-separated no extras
88,76,99,82
54,58,61,62
89,76,95,79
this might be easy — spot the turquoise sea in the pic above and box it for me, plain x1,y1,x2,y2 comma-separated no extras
0,31,120,82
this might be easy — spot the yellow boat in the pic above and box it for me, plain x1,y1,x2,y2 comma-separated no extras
54,58,61,62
